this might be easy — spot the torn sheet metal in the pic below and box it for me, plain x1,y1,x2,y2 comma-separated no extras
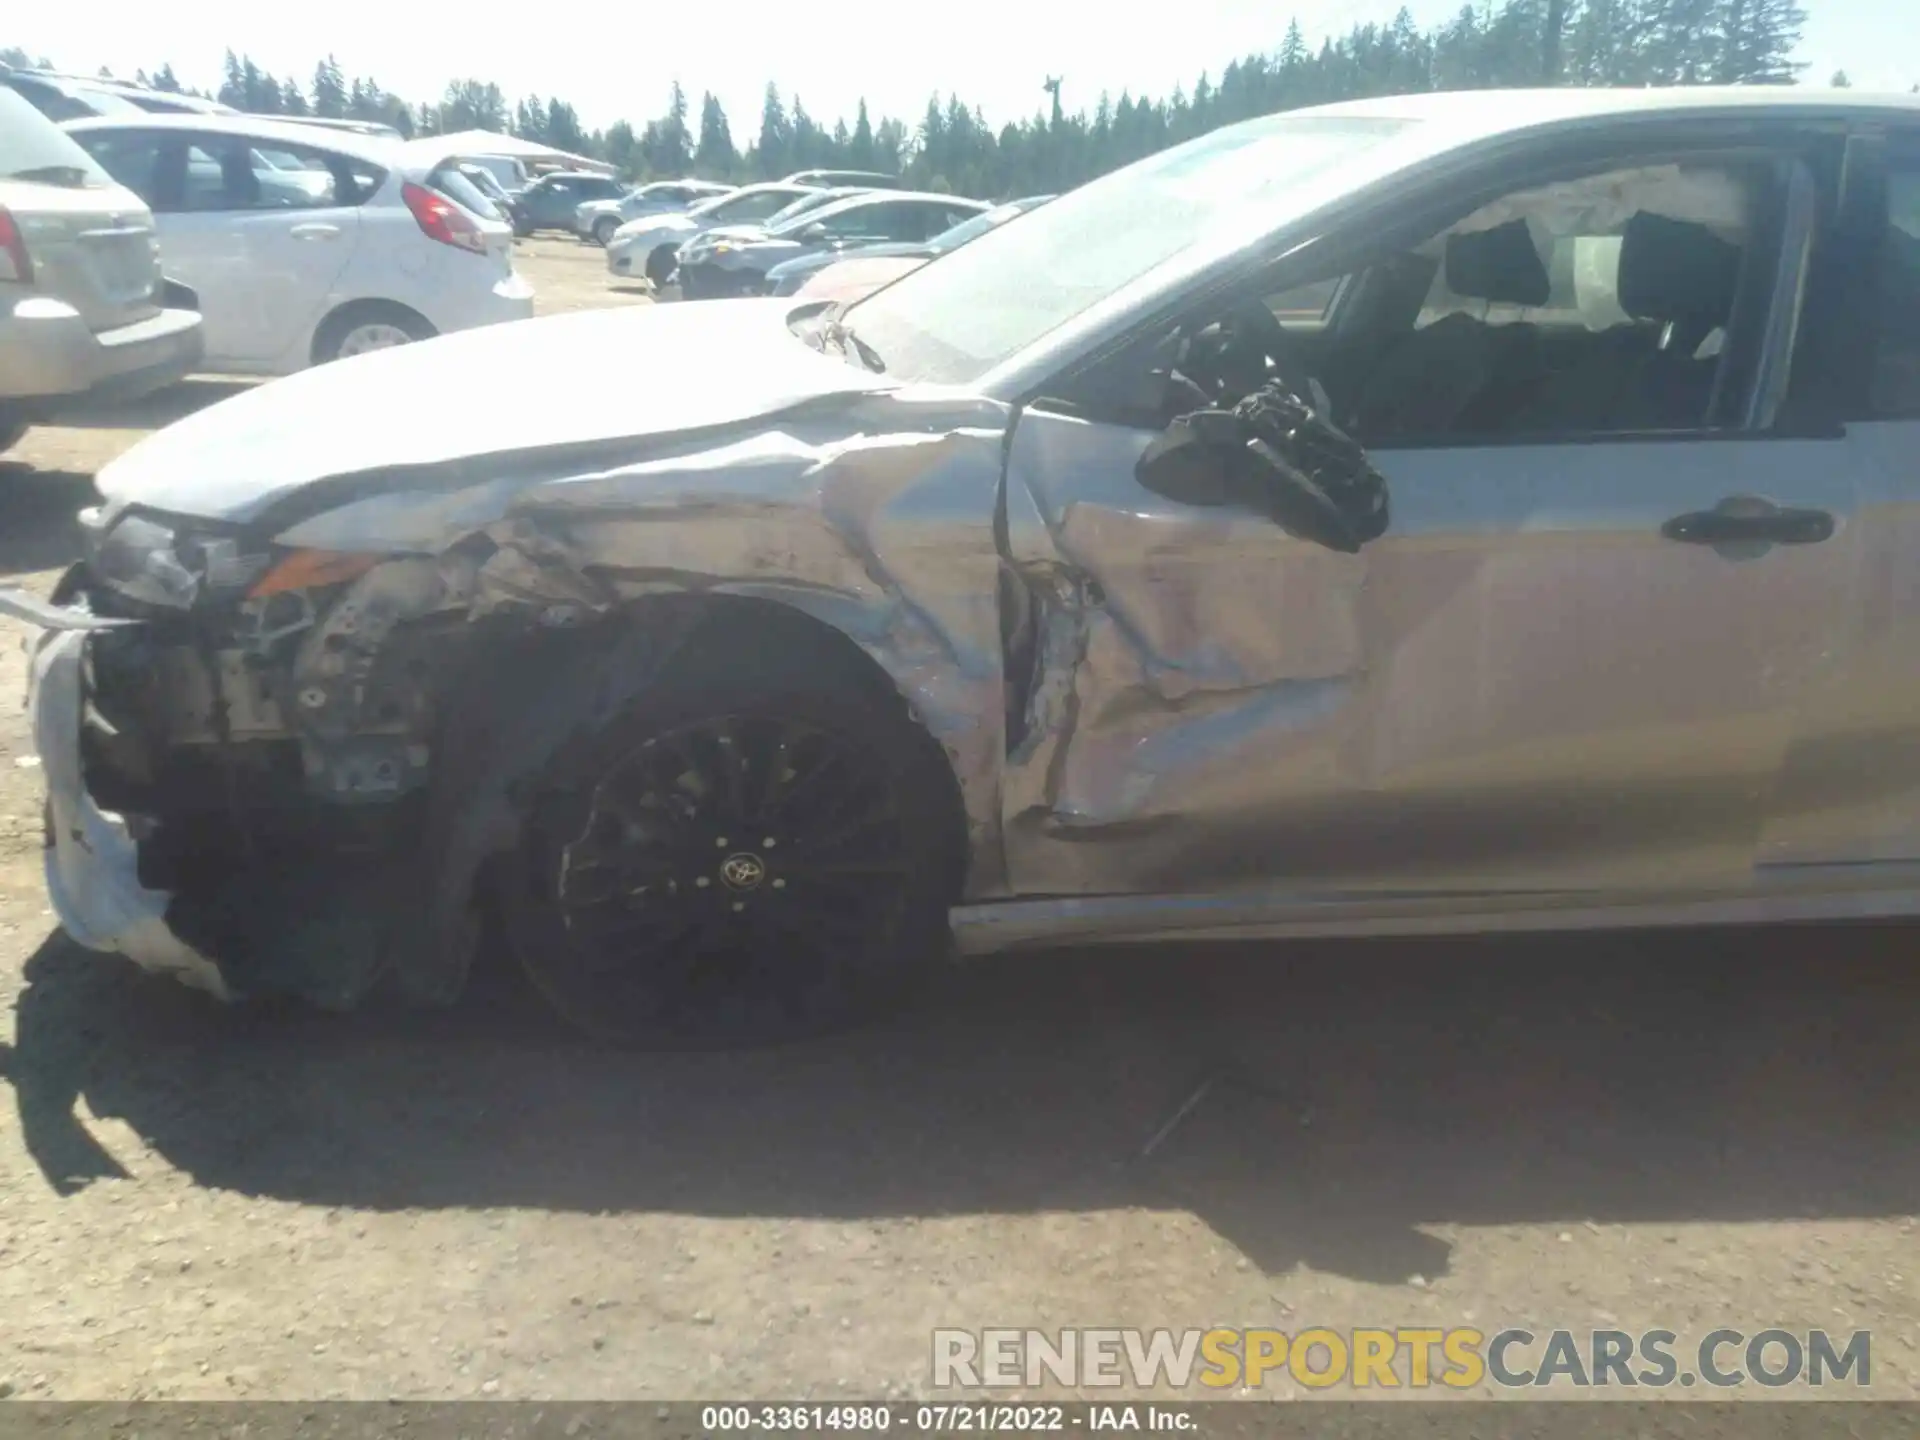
1002,397,1864,902
273,395,1015,900
30,629,228,997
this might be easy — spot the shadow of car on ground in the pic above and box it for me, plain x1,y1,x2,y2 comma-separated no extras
5,922,1916,1285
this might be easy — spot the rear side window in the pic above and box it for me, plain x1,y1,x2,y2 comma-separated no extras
875,203,950,242
1869,153,1920,419
0,86,116,189
714,189,800,223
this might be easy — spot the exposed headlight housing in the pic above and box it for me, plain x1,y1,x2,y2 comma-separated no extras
86,507,271,610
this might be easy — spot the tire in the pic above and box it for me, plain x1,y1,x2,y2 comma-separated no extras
592,217,619,247
312,303,436,365
501,627,966,1047
644,245,680,290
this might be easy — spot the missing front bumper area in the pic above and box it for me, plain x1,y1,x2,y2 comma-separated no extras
29,626,230,998
17,574,463,1010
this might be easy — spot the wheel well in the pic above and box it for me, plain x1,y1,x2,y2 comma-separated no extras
310,299,435,365
398,593,971,1005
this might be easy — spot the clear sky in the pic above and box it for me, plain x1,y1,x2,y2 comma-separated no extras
11,0,1914,137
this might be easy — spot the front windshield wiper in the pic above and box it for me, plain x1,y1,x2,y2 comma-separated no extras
821,306,886,373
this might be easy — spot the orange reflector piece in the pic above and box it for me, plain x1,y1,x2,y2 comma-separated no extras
248,549,380,597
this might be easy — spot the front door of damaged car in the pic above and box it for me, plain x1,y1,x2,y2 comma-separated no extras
998,123,1868,902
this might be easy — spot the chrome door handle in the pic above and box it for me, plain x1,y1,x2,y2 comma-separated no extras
290,223,341,242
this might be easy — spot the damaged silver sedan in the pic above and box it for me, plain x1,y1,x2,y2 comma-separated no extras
13,87,1920,1043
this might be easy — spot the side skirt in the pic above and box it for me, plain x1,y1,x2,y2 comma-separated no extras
949,863,1920,955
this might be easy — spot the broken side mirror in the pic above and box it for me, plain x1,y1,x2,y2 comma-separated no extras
1136,383,1390,554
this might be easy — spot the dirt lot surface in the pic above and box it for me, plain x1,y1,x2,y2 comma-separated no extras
1,236,1917,1405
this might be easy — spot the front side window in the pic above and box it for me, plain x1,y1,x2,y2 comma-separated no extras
1344,161,1762,440
845,203,937,241
174,137,367,212
1062,154,1776,445
710,189,799,223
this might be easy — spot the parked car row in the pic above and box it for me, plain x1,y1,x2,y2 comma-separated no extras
2,62,536,452
597,178,1038,302
62,114,532,371
674,190,991,297
0,74,203,453
606,184,861,286
766,194,1054,301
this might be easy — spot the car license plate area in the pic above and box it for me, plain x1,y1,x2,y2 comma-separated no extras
81,230,158,306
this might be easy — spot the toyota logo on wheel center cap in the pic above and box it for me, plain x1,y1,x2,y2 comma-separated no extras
720,853,767,891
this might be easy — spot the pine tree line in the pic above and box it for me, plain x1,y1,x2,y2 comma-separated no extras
14,0,1905,200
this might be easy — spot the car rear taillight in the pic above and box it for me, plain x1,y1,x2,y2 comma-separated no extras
0,207,32,284
401,181,487,255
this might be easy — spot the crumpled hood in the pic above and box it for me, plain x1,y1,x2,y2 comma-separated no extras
96,300,897,525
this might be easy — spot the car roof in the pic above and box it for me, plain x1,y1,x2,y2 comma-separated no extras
787,190,987,224
1285,84,1920,139
62,110,403,163
785,169,898,182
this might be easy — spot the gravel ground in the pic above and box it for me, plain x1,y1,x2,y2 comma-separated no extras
0,235,1917,1404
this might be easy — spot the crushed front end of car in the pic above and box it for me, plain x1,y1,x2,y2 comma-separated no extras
0,297,1018,1037
12,509,501,1006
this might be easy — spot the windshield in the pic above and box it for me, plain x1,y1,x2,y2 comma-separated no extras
0,87,117,188
843,115,1413,385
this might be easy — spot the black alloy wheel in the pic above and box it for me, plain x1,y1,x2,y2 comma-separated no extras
504,639,965,1048
555,713,909,1025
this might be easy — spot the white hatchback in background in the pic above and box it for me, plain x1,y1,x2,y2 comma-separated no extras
62,114,533,373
